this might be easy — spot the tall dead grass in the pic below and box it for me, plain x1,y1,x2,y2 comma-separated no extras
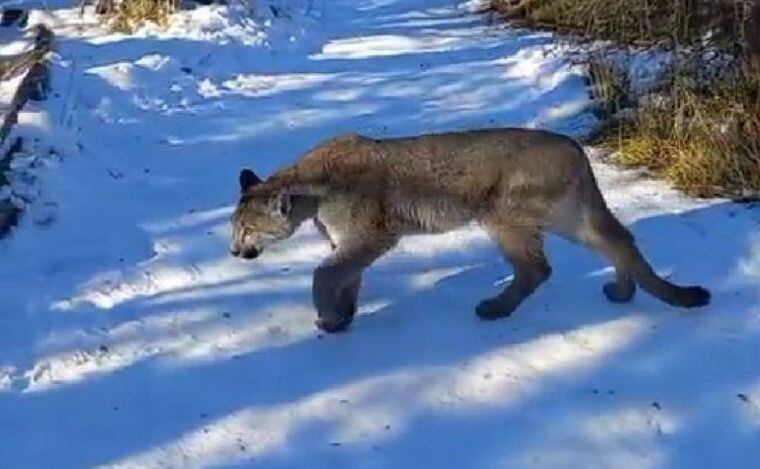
488,0,745,46
609,68,760,198
92,0,180,32
489,0,760,199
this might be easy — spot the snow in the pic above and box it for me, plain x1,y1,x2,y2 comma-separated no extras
1,0,759,467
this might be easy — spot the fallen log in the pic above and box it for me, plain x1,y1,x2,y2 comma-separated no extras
0,22,54,236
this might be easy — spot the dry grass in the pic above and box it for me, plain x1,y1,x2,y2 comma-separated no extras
587,52,630,117
487,0,747,48
489,0,760,199
492,0,674,42
602,67,760,198
98,0,179,32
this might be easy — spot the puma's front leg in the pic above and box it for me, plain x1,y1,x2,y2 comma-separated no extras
312,265,361,333
312,240,393,333
336,275,362,320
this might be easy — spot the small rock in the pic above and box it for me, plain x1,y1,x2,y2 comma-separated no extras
107,168,123,180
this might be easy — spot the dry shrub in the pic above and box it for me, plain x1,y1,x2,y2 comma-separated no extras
490,0,760,199
608,68,760,198
587,52,630,118
492,0,676,42
487,0,749,49
101,0,180,32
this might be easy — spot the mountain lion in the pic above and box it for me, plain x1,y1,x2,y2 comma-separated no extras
230,129,710,333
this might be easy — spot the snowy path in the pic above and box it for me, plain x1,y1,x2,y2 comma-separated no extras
1,1,759,467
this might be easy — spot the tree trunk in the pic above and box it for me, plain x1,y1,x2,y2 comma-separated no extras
748,0,760,73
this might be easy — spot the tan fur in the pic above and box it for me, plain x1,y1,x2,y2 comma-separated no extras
231,128,710,333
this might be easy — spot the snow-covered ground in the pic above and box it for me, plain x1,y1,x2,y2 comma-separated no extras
1,0,759,467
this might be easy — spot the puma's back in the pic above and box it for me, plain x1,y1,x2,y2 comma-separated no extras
291,129,588,199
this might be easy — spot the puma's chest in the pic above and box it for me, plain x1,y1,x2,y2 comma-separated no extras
315,199,355,246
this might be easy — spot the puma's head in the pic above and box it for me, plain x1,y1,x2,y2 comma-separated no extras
230,168,296,260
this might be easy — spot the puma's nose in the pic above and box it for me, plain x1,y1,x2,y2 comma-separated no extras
241,247,259,259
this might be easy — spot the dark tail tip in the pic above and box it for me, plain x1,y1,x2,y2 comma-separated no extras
679,286,711,308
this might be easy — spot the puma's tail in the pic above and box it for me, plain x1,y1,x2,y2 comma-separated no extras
628,248,711,307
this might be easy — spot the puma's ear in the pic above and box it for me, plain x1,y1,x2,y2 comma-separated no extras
239,168,261,192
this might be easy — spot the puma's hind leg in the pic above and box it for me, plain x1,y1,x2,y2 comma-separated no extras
602,260,637,303
586,213,638,303
572,205,709,308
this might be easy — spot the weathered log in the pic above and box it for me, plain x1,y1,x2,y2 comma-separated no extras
0,22,54,236
0,49,38,81
0,24,53,144
0,136,22,237
0,24,52,80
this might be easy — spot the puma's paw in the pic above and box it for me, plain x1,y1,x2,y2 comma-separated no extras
603,281,636,303
314,316,353,333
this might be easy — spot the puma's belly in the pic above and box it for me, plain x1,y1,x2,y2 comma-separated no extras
391,197,473,234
